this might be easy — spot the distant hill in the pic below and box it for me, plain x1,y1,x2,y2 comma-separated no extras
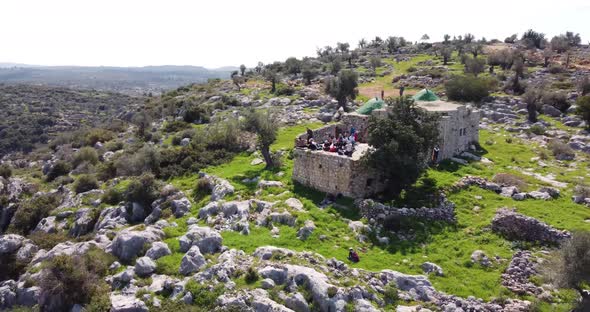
0,64,236,95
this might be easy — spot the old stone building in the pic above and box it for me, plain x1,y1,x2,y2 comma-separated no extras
292,98,480,198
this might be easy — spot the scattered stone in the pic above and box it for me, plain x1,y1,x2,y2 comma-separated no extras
135,257,157,277
110,294,148,312
261,278,275,289
285,198,304,211
145,241,171,260
297,220,316,240
251,158,264,166
0,234,25,254
179,225,222,254
258,180,284,189
110,226,165,262
179,246,206,276
470,250,492,267
421,262,444,276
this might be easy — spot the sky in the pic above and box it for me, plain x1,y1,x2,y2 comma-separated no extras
1,0,589,69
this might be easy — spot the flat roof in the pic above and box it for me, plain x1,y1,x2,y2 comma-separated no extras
416,100,464,112
303,143,371,161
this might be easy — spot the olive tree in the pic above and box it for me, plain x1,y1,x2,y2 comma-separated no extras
243,109,278,168
325,70,358,111
364,96,440,197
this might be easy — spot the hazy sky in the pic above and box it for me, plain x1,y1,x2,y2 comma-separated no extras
1,0,588,68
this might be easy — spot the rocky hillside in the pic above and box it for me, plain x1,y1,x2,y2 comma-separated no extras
1,33,590,311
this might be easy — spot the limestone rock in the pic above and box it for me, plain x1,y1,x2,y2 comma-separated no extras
145,241,171,260
285,198,304,211
285,292,310,312
110,226,165,262
421,262,444,276
200,173,234,201
171,197,191,218
261,278,276,289
527,191,552,200
110,294,148,312
258,180,284,189
179,246,206,276
470,250,491,267
297,220,315,240
179,225,222,254
94,206,128,231
0,234,25,254
69,208,95,237
254,246,296,260
135,256,157,277
16,243,39,263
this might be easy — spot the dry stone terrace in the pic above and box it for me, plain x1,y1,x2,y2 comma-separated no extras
292,100,481,198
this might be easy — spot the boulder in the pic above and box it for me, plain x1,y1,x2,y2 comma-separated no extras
285,292,310,312
135,257,157,277
296,220,316,240
200,174,234,201
179,246,206,276
110,294,148,312
254,246,296,261
181,292,193,304
0,282,16,310
16,286,39,307
527,191,552,200
500,186,519,198
15,243,39,263
285,198,304,211
258,180,284,189
0,234,25,254
379,270,435,301
145,241,171,260
270,212,296,226
110,226,164,262
31,240,102,265
261,278,276,289
470,250,491,267
171,197,191,218
198,201,220,219
178,226,222,254
69,208,95,237
180,138,190,146
421,262,444,276
94,206,128,231
512,193,527,201
33,216,60,234
538,187,560,198
541,105,561,117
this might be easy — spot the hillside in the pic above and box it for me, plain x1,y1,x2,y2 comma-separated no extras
0,65,235,95
1,33,590,312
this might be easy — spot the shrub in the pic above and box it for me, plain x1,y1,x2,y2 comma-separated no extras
193,177,212,201
542,91,570,112
104,140,124,152
244,267,259,284
548,140,575,159
73,174,99,194
529,125,545,135
274,83,295,96
0,164,12,179
542,231,590,290
547,64,565,74
383,284,399,305
46,161,71,182
184,280,223,308
9,193,61,235
115,144,161,177
575,96,590,128
38,248,114,311
574,185,590,199
578,76,590,96
327,286,338,298
28,232,71,250
84,128,115,147
492,173,526,188
445,76,492,102
125,173,160,207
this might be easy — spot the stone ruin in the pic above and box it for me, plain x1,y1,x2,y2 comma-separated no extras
356,195,456,226
491,208,571,245
292,100,480,198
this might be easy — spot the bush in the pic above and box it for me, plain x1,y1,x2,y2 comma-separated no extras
125,173,160,207
39,248,114,311
101,187,124,205
542,91,570,112
184,280,223,308
542,231,590,290
383,284,399,305
73,174,99,194
575,96,590,128
445,76,492,102
578,76,590,96
245,267,259,284
274,83,295,96
193,177,212,201
492,173,526,188
28,231,71,250
84,128,115,147
548,140,575,159
46,161,71,182
0,164,12,179
115,144,161,177
9,193,61,235
529,124,545,135
548,64,565,74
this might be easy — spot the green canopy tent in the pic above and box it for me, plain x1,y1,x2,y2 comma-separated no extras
412,89,439,102
356,97,385,115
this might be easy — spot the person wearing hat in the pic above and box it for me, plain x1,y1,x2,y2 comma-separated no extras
348,247,360,263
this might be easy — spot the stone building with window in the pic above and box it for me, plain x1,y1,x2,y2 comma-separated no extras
292,93,480,198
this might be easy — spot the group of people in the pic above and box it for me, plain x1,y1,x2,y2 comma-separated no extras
296,127,358,157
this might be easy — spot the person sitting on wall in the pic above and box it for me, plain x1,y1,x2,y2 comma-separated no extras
329,143,338,153
345,141,353,156
296,137,307,148
348,133,356,145
306,128,313,140
307,138,317,150
323,140,330,151
348,247,360,263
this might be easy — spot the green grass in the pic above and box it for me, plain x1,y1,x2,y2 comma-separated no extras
164,120,590,301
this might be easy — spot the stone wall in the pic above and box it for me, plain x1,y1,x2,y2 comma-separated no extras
491,208,571,245
292,148,386,198
356,196,456,225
